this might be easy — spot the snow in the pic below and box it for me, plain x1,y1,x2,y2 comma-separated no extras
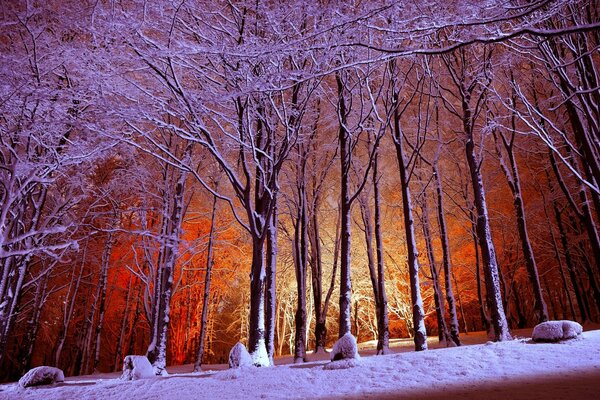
3,328,600,399
228,342,253,368
532,320,583,342
18,366,64,388
120,356,155,381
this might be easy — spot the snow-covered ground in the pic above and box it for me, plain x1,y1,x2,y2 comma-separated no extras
2,328,600,399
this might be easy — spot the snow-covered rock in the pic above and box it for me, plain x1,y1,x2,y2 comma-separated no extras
18,366,64,388
120,355,155,380
532,320,583,342
330,333,360,361
228,342,253,368
324,333,361,370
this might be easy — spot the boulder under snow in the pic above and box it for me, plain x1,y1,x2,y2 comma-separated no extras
324,333,360,370
228,342,253,368
18,366,64,388
532,320,583,342
120,355,155,380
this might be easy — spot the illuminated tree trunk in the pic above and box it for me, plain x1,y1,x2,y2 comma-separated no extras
265,199,277,365
372,152,389,354
93,231,114,372
433,165,461,346
391,90,427,351
194,193,218,371
310,202,339,353
147,162,188,375
337,72,353,338
293,165,308,363
470,208,490,331
114,276,134,371
419,191,450,345
465,129,511,341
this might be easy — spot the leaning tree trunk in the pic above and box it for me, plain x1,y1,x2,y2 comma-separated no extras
465,127,511,341
392,90,427,351
194,194,218,372
493,127,548,323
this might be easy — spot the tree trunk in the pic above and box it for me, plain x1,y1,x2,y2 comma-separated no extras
465,126,511,341
194,194,218,371
372,152,389,354
493,128,548,323
337,72,353,338
419,191,450,346
265,198,277,365
392,90,427,351
93,232,114,372
434,164,461,345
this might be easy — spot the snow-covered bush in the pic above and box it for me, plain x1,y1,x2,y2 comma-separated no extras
120,355,155,380
532,320,583,342
229,342,253,368
18,366,64,388
330,333,360,361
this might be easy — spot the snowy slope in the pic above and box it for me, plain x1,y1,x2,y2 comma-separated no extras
2,330,600,400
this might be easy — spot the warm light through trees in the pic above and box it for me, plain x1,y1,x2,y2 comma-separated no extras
1,0,598,381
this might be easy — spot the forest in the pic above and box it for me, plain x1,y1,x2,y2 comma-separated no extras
0,0,599,383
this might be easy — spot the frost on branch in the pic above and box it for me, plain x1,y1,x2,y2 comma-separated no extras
18,366,64,388
532,320,583,342
120,355,155,380
324,333,361,370
228,342,253,369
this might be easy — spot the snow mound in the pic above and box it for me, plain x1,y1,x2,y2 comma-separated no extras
532,320,583,342
121,355,155,380
229,342,253,368
330,333,360,361
18,366,64,388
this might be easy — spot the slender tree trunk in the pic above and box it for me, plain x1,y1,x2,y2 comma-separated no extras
493,128,548,323
194,194,218,371
434,165,461,345
392,90,427,351
336,72,353,338
114,276,134,371
471,210,490,332
54,242,86,367
419,192,450,345
19,272,48,375
93,231,114,372
265,198,278,365
147,162,188,374
372,152,389,354
465,125,511,341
